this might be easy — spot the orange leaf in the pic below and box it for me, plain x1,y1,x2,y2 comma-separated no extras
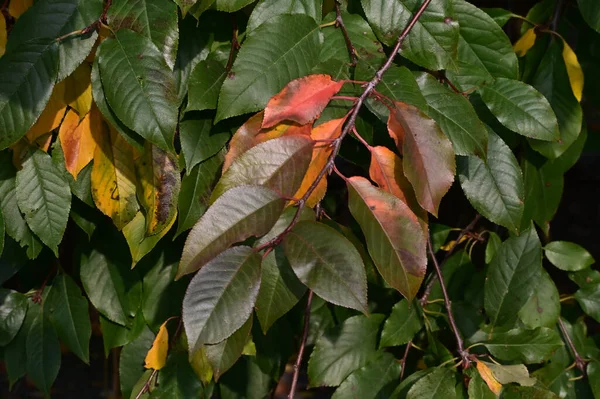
144,321,169,370
476,360,503,396
8,0,33,19
262,75,344,129
25,80,68,149
58,108,99,180
388,102,455,216
0,15,6,57
293,118,345,207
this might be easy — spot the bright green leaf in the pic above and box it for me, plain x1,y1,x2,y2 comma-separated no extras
518,270,559,329
501,385,559,398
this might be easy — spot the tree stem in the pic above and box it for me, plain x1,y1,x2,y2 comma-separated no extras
558,318,587,376
289,291,314,399
335,1,357,66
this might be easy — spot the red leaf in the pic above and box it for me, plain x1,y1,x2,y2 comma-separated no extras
262,74,344,129
388,102,455,216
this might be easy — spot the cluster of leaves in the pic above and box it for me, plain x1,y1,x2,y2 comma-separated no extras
0,0,599,397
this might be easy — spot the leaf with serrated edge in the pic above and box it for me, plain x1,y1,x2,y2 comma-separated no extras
205,316,252,381
484,361,536,386
347,177,426,301
183,246,261,353
481,327,563,363
26,312,61,395
406,367,456,399
284,221,368,313
186,58,227,112
180,118,230,173
178,185,285,278
380,299,422,348
248,0,322,33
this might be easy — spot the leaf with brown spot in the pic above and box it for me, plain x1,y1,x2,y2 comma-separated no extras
388,102,455,216
347,176,427,300
123,211,176,267
135,142,181,236
293,117,345,208
64,63,93,117
262,74,344,129
91,122,139,230
58,108,99,180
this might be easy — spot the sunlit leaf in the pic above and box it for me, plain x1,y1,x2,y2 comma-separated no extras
144,320,169,370
475,360,502,396
23,79,67,150
58,108,98,180
64,62,93,117
484,362,536,386
123,212,176,267
513,28,537,57
247,0,322,34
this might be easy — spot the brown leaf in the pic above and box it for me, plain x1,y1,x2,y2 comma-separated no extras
262,74,344,128
58,107,99,180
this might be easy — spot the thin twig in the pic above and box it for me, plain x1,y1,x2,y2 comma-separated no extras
400,340,412,381
335,1,358,66
427,239,470,368
55,0,112,42
289,291,314,399
558,318,587,376
134,369,158,399
225,15,240,73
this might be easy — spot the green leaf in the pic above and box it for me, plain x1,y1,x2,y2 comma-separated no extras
122,212,175,267
380,299,422,348
212,135,313,201
0,207,4,256
4,301,38,389
215,0,255,12
415,72,488,157
445,0,518,92
501,386,559,398
588,361,600,398
46,274,91,364
26,311,61,395
484,225,542,328
574,283,600,323
16,150,71,256
485,231,501,264
406,367,456,399
174,0,200,15
52,138,94,207
478,78,559,141
107,0,179,69
120,325,154,399
182,246,261,353
457,129,524,233
544,241,594,271
255,247,306,334
481,327,563,363
205,316,253,380
0,289,28,346
152,351,204,398
177,185,285,278
467,370,496,399
219,356,271,399
180,117,230,173
347,176,427,300
360,0,459,71
308,314,385,387
390,369,434,398
0,41,58,150
255,205,315,247
483,362,536,386
529,41,582,159
176,151,224,237
284,221,368,313
98,29,178,152
216,14,321,122
482,8,514,27
331,352,401,399
186,58,227,112
518,270,559,329
248,0,322,33
7,0,102,80
578,0,600,33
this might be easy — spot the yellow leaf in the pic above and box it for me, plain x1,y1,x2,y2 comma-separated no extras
58,108,99,179
440,234,468,251
0,15,6,57
476,360,503,396
64,63,93,116
8,0,33,19
123,211,177,267
91,122,139,230
190,346,213,385
144,321,169,370
562,40,584,102
25,80,68,149
513,28,537,57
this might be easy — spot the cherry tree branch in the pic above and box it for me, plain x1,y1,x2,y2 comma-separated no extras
335,1,357,66
56,0,112,42
558,318,587,376
226,15,240,73
288,290,314,399
400,341,412,381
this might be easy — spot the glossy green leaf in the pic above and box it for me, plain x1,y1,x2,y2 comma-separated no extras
216,14,321,122
120,325,154,399
380,299,422,348
578,0,600,33
389,369,434,398
308,314,385,387
0,41,58,150
186,58,227,112
214,0,255,12
544,241,594,271
248,0,322,33
331,352,401,399
518,270,559,329
457,130,524,232
406,367,456,399
502,386,560,398
180,118,230,173
484,225,542,328
361,0,459,71
178,185,285,278
255,247,306,334
8,0,101,79
574,283,600,323
0,289,28,346
445,0,518,92
98,30,178,152
284,221,368,313
255,206,315,247
485,231,501,264
347,177,426,300
212,135,313,201
16,150,71,256
478,78,559,141
26,312,61,395
107,0,179,69
46,274,91,363
482,327,563,363
152,351,204,398
183,246,261,353
176,151,224,237
415,72,488,157
205,316,253,380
